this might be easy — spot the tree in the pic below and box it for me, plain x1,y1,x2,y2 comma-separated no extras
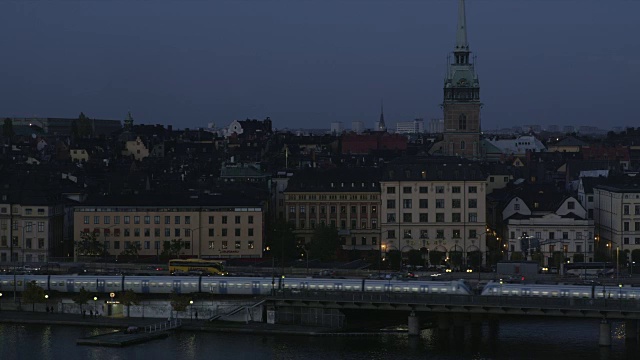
170,290,191,319
2,118,14,138
387,250,401,270
119,290,140,318
22,281,46,312
308,224,340,262
573,253,584,263
429,251,446,267
120,242,142,261
75,231,104,258
632,249,640,264
449,250,463,269
531,251,545,266
72,287,92,314
161,239,185,259
510,252,524,261
407,249,423,267
552,251,565,268
467,251,483,269
268,218,298,266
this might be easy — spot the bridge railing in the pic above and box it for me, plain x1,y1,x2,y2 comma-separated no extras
271,290,640,313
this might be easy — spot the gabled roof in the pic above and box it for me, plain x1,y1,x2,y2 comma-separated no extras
553,136,588,147
494,182,567,213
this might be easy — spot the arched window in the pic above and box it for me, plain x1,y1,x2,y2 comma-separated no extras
458,114,467,130
460,140,466,150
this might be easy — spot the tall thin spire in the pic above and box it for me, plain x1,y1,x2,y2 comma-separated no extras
378,99,386,131
455,0,469,51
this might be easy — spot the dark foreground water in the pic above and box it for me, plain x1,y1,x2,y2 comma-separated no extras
0,318,637,360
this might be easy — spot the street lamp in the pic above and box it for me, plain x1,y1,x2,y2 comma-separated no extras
93,296,97,314
189,300,194,321
380,244,387,275
615,246,620,283
0,292,3,311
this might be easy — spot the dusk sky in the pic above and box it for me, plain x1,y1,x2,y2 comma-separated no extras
1,0,638,131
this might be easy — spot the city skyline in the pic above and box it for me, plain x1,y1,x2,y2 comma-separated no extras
1,0,638,130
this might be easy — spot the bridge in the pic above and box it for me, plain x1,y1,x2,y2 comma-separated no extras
266,290,640,346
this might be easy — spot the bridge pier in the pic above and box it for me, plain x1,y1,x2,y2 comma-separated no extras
437,313,450,330
625,320,638,340
452,313,465,339
599,319,611,347
408,312,420,336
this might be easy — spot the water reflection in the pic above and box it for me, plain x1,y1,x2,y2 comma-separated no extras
40,326,52,360
0,319,637,360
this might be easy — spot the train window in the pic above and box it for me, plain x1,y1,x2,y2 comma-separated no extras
411,287,418,292
244,283,250,289
318,285,325,289
151,283,157,287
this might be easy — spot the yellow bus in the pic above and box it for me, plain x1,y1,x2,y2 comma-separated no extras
168,259,226,276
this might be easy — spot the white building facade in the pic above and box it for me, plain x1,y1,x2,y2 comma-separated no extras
380,160,487,266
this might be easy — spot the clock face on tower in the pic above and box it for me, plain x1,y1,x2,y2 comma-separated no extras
457,78,468,86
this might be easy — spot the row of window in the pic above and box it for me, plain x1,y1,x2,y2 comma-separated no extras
0,208,47,215
623,238,640,245
386,212,478,223
82,215,255,226
386,185,478,194
82,227,255,238
623,205,640,216
1,221,46,232
0,236,46,248
0,253,45,262
288,194,378,201
387,198,478,209
104,240,257,251
510,231,593,240
509,244,593,254
343,236,379,246
288,205,378,215
386,229,479,239
622,222,640,231
293,219,378,230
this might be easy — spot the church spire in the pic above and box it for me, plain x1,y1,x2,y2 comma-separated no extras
455,0,469,52
377,99,386,131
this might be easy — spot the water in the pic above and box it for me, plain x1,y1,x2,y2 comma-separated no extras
0,318,637,360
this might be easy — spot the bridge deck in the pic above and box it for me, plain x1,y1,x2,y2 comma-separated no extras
269,291,640,320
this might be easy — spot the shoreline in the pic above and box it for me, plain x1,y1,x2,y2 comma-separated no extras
0,310,344,336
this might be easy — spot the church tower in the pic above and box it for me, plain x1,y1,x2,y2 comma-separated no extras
442,0,481,158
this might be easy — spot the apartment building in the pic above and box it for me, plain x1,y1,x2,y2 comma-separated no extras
284,168,381,251
73,193,263,260
593,176,640,255
0,201,64,264
379,158,487,264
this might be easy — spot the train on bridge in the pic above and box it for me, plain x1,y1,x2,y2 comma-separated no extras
2,274,640,300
